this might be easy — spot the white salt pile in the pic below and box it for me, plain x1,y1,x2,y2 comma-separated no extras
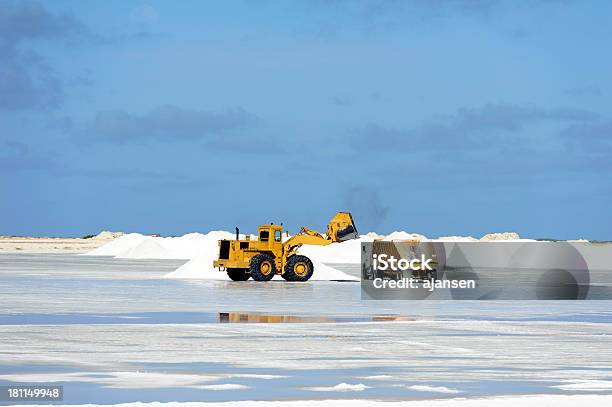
85,228,534,281
163,253,227,280
363,232,385,240
160,232,242,259
85,231,237,260
299,237,371,264
115,239,176,259
309,262,358,281
384,231,428,241
116,232,234,260
84,233,149,256
298,231,432,266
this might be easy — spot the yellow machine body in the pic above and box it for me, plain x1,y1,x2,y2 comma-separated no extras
213,224,285,271
213,212,358,281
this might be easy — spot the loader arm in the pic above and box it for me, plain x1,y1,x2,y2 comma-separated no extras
297,226,325,239
284,232,333,252
283,212,359,253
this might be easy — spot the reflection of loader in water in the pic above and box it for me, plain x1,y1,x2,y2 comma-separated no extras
364,240,438,281
217,312,417,323
213,212,358,282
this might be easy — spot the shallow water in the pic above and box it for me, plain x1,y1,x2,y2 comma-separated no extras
1,254,612,404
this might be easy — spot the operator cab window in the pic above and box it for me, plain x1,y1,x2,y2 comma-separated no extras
274,230,282,242
260,230,269,241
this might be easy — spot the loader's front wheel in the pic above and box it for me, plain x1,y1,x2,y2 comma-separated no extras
250,254,276,281
227,268,250,281
283,255,314,282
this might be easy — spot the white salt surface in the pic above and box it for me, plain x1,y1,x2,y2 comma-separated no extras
554,380,612,391
0,371,221,389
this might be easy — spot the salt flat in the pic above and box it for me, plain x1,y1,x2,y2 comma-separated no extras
1,254,612,405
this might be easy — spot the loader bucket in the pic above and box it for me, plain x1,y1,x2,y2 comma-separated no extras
327,212,359,242
337,224,358,242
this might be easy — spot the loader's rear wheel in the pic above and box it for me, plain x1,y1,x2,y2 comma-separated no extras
283,255,314,282
227,268,250,281
250,254,276,281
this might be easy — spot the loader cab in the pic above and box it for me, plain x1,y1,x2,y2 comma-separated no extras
258,224,283,249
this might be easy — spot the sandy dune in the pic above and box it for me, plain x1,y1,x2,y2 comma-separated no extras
0,231,123,253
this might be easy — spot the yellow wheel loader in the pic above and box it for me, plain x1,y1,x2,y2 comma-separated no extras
213,212,358,282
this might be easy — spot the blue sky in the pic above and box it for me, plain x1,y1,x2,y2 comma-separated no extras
1,0,611,239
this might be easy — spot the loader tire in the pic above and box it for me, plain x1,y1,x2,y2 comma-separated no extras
282,255,314,282
227,268,250,281
250,254,276,281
